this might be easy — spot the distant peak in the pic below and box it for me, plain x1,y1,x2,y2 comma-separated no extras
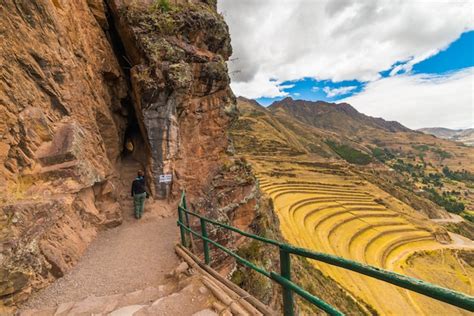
269,96,295,107
236,96,264,107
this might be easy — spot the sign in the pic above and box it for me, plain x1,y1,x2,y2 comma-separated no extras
159,174,173,183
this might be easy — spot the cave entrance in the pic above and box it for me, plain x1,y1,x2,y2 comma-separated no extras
121,96,146,163
103,2,148,174
104,1,146,162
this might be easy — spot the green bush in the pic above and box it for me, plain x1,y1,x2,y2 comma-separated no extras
325,140,371,165
412,144,430,152
461,212,474,223
152,0,171,12
425,187,465,214
442,166,474,183
431,147,452,159
371,147,395,162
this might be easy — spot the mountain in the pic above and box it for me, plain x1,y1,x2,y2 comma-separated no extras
419,127,474,146
230,97,474,315
231,97,474,219
231,97,336,158
269,97,410,134
264,97,474,172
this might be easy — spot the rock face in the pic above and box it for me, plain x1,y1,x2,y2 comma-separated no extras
0,0,237,309
0,0,129,308
108,0,236,199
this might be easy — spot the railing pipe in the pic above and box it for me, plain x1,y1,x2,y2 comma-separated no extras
200,218,210,265
178,191,474,313
178,206,281,246
178,221,271,278
182,193,192,248
279,243,474,312
270,272,344,316
177,193,186,247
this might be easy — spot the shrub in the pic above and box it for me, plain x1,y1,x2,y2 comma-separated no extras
151,0,171,13
372,147,395,162
442,166,474,183
412,144,430,152
325,140,372,165
431,147,452,159
461,212,474,223
424,187,465,214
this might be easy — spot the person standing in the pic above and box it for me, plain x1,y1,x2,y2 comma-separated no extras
131,170,147,219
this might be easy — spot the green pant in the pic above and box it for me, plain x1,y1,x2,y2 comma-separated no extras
133,192,146,218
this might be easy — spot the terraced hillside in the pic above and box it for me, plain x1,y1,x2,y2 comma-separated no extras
253,158,473,315
230,98,474,314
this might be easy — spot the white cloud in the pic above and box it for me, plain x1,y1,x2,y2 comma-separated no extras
218,0,474,98
293,92,301,96
311,87,320,92
229,73,292,98
323,86,357,97
341,68,474,129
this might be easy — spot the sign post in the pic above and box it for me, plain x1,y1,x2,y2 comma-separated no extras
159,174,172,183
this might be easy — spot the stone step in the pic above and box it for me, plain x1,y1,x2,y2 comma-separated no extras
19,284,175,316
18,260,254,316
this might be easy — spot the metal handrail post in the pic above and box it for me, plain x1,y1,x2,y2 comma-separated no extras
200,218,210,265
280,246,295,316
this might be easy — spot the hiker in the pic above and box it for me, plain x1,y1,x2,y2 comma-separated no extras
131,170,148,219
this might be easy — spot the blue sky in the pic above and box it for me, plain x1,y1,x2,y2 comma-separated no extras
257,31,474,107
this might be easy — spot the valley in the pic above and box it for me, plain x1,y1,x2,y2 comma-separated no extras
230,97,474,314
2,0,473,314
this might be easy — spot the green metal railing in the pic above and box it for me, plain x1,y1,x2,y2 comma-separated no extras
176,191,474,315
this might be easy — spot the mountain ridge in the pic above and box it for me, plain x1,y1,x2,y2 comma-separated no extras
267,97,411,134
419,127,474,146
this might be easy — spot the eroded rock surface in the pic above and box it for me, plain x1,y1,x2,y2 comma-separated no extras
1,0,128,309
108,0,237,198
1,0,239,311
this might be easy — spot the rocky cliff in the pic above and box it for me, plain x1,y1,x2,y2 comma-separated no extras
0,0,236,309
107,0,236,199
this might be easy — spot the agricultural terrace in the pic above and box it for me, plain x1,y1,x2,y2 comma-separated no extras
251,157,474,315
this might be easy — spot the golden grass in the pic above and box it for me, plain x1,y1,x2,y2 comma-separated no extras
251,157,473,315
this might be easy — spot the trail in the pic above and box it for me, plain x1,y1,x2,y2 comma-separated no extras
431,213,465,224
21,157,180,310
19,156,267,316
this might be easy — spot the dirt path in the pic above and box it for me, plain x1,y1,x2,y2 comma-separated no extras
21,157,180,310
431,213,465,224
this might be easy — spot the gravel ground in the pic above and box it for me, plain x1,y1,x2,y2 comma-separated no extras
21,215,179,309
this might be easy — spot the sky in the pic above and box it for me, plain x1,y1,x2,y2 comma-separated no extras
218,0,474,129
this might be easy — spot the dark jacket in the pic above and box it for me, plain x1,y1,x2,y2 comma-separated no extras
131,176,146,196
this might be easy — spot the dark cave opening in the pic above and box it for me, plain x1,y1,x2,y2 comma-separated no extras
102,2,146,161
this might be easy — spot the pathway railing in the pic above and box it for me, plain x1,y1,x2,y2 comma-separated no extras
176,191,474,315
